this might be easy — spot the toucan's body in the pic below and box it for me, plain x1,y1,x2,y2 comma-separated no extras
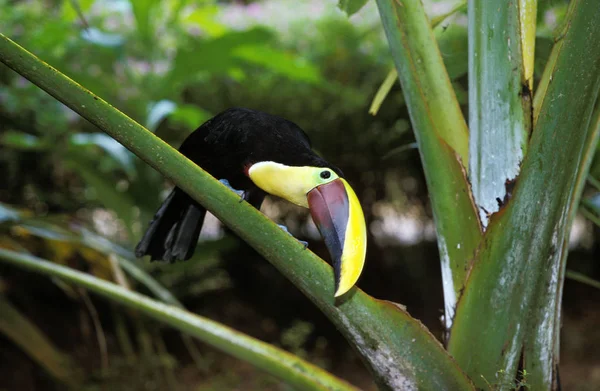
135,108,366,297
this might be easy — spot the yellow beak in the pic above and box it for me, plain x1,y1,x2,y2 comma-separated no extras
248,162,367,297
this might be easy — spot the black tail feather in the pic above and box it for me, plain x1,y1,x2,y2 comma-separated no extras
135,188,206,262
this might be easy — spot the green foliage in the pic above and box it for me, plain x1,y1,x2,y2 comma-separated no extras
0,248,361,391
1,0,599,390
338,0,370,16
0,29,477,389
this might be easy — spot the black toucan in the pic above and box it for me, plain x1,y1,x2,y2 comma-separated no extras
135,107,366,297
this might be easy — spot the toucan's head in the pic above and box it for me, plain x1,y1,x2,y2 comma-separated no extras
248,161,366,297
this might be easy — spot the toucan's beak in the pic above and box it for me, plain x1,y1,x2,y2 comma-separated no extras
307,178,367,297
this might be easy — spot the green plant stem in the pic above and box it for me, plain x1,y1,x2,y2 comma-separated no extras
523,102,600,390
468,0,531,226
0,248,358,391
448,0,600,388
430,0,468,27
532,1,574,126
369,0,467,116
0,33,474,390
369,68,397,115
375,0,482,330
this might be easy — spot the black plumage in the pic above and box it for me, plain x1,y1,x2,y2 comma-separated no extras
135,107,341,262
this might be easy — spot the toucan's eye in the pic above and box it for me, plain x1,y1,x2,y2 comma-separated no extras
320,170,331,179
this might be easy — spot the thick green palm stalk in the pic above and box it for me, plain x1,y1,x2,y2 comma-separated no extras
375,0,482,331
523,104,600,390
468,0,532,226
0,34,474,390
448,0,600,388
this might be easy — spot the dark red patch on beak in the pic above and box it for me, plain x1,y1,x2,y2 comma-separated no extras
307,179,350,291
243,163,253,177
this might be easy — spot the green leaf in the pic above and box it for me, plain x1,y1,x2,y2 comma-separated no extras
369,2,467,117
448,1,600,387
65,155,137,233
7,211,182,306
435,23,468,80
2,207,262,373
169,28,274,88
146,100,177,132
369,68,396,116
182,6,227,37
170,104,212,129
69,133,135,177
375,0,482,329
338,0,369,16
0,249,360,391
0,203,21,224
80,28,124,48
233,45,322,84
0,294,82,385
61,0,94,23
130,0,156,41
1,131,47,150
146,101,212,133
430,1,467,27
468,0,532,226
0,33,475,390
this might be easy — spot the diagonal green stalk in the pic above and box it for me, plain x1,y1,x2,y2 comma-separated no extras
430,0,468,27
533,0,575,127
375,0,482,330
532,38,561,126
0,248,358,391
523,103,600,390
0,33,474,390
468,0,532,227
369,0,467,116
448,0,600,388
369,67,397,116
375,0,470,165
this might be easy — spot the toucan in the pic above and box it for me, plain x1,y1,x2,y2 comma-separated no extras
135,107,366,297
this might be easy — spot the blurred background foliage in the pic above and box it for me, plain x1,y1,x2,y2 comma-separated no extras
0,0,598,390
